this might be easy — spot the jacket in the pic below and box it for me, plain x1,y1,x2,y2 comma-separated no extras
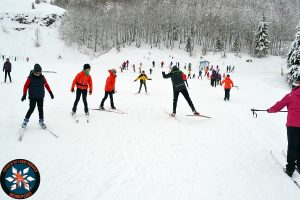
221,77,234,89
162,67,186,92
268,86,300,127
3,61,12,71
71,70,93,92
135,74,151,83
104,70,116,92
23,74,52,99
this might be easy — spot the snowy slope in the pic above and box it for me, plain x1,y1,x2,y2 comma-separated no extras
0,1,300,200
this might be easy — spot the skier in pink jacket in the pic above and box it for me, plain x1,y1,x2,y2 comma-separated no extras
268,76,300,177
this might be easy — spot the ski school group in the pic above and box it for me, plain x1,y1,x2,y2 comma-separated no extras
3,57,300,180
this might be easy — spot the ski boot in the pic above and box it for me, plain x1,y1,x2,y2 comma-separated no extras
111,106,116,110
39,119,47,129
85,111,89,116
193,110,200,115
99,106,105,110
170,113,176,117
283,168,293,177
22,118,29,128
71,111,76,116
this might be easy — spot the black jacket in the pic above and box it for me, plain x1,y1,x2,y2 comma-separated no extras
162,68,186,91
3,61,11,71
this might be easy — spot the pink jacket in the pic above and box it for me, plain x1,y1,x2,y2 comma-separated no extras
268,86,300,127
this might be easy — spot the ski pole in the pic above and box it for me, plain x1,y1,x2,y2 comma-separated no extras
251,108,287,118
233,86,239,90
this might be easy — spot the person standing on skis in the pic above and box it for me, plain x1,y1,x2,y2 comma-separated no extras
221,74,234,101
162,66,199,116
267,75,300,177
134,70,152,93
99,69,117,110
21,64,54,128
71,64,93,115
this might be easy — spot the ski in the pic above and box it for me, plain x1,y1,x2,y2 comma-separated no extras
72,113,79,123
43,128,58,138
186,114,211,118
91,108,126,114
270,151,300,188
19,128,26,141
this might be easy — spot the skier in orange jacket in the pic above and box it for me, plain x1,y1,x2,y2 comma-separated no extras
221,74,234,101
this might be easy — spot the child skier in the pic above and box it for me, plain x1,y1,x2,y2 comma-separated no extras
134,70,152,93
162,66,199,116
221,74,234,101
21,64,54,128
71,64,93,115
100,69,117,110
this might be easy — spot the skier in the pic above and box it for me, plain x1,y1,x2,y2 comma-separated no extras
132,64,136,72
182,72,189,88
152,61,155,68
221,74,234,101
211,70,217,87
3,58,12,83
198,69,202,79
71,64,93,115
126,60,129,70
149,68,153,75
267,75,300,177
21,64,54,128
134,70,152,93
161,61,164,68
162,66,199,116
99,69,117,110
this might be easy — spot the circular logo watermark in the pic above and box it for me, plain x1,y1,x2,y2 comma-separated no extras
0,159,40,199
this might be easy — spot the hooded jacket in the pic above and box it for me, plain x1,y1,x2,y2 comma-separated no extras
105,70,117,92
268,86,300,127
162,67,186,92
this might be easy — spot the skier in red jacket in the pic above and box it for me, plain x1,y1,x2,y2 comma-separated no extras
99,69,117,110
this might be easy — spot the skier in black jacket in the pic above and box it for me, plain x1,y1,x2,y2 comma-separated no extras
3,58,12,83
162,66,199,116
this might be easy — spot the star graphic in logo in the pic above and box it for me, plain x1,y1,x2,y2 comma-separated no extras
5,167,35,191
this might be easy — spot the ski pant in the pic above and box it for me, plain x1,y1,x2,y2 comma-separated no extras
139,82,147,93
224,89,231,100
25,98,44,120
72,89,88,113
4,71,11,82
100,91,115,108
286,126,300,172
173,89,195,113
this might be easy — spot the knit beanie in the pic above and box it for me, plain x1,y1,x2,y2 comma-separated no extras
83,64,91,70
33,64,42,72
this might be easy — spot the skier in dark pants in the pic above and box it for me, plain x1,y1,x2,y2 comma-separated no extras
134,70,152,93
100,69,117,110
221,74,234,101
21,64,54,128
71,64,93,115
268,75,300,177
162,66,199,117
3,58,12,83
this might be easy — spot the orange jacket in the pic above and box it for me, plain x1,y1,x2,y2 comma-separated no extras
104,70,116,91
71,71,93,92
221,77,234,89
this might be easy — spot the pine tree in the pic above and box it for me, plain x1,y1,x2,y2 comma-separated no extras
185,37,192,56
232,37,240,55
215,37,223,52
286,31,300,85
254,16,270,58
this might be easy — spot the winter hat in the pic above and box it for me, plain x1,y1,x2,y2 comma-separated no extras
172,66,178,70
33,63,42,72
226,74,230,77
83,64,91,70
110,69,117,73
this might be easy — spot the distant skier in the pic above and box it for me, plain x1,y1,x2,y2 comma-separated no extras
134,70,152,93
221,74,234,101
71,64,93,115
198,69,202,79
21,64,54,128
162,66,199,116
149,68,153,75
161,61,164,68
3,58,12,83
152,61,155,68
100,69,117,110
132,64,136,72
267,75,300,177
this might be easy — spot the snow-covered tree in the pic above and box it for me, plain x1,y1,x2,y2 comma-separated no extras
185,37,192,56
254,16,270,58
33,27,41,47
232,37,240,55
215,37,223,52
286,31,300,85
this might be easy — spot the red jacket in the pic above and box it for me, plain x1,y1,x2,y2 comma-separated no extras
268,86,300,127
104,70,116,91
182,73,187,81
221,77,234,89
71,71,93,92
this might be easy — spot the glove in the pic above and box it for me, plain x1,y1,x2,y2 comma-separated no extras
21,94,26,102
267,109,270,113
49,92,54,99
89,90,92,95
71,88,75,93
